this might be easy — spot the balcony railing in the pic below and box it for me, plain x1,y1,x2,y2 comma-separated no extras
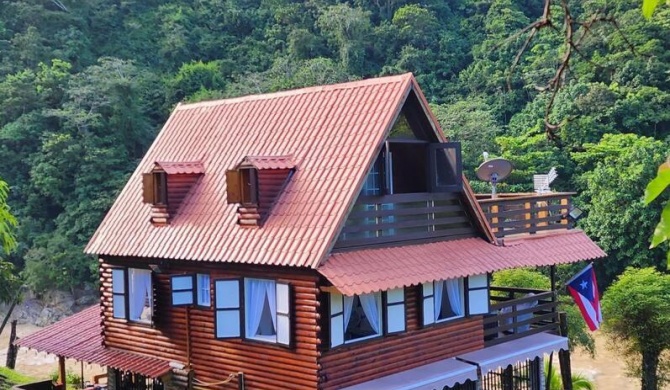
477,192,574,238
333,192,476,250
483,287,559,347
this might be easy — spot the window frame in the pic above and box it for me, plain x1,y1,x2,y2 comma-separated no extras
196,273,211,308
434,278,465,323
428,142,463,193
111,267,154,325
171,274,195,307
343,293,383,344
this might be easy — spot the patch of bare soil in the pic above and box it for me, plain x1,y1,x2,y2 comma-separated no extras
571,331,639,390
0,323,104,383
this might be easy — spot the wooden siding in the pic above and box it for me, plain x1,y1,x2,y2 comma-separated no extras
166,174,201,217
318,286,484,390
100,257,321,390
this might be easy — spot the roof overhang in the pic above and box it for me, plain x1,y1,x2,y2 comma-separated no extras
318,230,605,295
340,357,477,390
457,332,568,374
16,306,171,378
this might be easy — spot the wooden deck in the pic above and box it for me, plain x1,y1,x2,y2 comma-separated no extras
477,192,574,238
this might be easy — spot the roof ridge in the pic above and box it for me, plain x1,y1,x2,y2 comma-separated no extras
177,73,414,110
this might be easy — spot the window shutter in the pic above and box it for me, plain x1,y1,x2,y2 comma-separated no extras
385,287,405,334
215,279,242,338
467,274,490,315
171,275,195,306
226,170,242,204
142,173,155,204
112,269,126,319
422,282,435,326
329,292,344,348
276,282,292,347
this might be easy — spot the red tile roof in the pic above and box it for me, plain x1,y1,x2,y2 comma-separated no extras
243,155,296,170
318,230,606,295
156,161,205,175
16,306,170,378
87,73,488,268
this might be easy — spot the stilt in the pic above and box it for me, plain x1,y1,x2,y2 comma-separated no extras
558,312,572,390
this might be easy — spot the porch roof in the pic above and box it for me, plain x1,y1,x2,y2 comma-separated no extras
16,305,170,378
457,332,568,374
319,229,605,295
339,357,477,390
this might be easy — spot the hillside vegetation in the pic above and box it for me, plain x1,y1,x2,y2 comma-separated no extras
0,0,668,290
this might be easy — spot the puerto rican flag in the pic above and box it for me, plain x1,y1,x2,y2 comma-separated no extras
566,264,602,331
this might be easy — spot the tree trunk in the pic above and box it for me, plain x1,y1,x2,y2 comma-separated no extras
641,348,660,390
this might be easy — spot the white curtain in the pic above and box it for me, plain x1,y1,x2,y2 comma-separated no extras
434,280,444,320
266,282,277,332
245,279,268,337
129,269,151,321
359,293,380,334
343,295,354,329
198,274,210,305
446,279,463,316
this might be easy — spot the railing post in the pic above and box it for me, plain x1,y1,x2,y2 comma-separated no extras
490,203,499,236
560,196,569,226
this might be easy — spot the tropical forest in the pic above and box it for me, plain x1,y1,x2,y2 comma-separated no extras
0,0,669,387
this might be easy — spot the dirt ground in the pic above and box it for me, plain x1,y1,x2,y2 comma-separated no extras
0,323,643,389
0,323,104,384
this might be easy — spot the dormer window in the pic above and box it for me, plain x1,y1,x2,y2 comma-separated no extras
142,161,204,225
227,167,259,206
142,170,168,205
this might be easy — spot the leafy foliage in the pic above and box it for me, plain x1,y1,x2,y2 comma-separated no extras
0,0,666,297
602,267,670,389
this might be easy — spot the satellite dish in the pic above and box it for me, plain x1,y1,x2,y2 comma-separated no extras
476,158,513,198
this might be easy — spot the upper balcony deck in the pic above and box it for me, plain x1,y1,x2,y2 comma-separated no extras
476,192,575,239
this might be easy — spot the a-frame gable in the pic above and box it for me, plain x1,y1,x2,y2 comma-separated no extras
328,81,496,253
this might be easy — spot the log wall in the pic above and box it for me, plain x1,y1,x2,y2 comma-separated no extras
318,286,484,390
100,257,321,390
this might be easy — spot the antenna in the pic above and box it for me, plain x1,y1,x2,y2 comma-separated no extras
476,158,513,199
534,167,558,194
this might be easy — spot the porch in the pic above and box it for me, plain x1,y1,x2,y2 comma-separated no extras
483,286,560,347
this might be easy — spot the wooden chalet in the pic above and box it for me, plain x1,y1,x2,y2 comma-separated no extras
17,73,605,390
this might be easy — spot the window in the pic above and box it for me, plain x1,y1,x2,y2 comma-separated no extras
112,268,153,324
329,288,405,348
171,275,195,306
197,274,211,307
142,171,167,205
429,143,462,192
226,168,258,205
214,278,292,346
422,278,464,326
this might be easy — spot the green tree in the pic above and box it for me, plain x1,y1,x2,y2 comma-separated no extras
572,134,668,286
602,267,670,390
0,177,19,303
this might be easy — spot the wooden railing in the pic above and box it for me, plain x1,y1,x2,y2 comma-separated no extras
333,192,476,250
483,286,559,347
477,192,574,238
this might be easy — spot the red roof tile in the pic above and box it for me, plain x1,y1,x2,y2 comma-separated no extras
318,230,606,295
242,155,296,170
16,306,170,378
87,73,482,268
156,161,205,175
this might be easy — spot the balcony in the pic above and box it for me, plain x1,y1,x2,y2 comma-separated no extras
476,192,574,239
483,287,560,347
333,192,477,250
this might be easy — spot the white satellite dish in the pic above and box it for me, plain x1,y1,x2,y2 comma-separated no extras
476,158,513,199
534,167,558,194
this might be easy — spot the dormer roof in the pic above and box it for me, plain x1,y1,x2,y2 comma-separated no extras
154,161,205,175
85,73,493,268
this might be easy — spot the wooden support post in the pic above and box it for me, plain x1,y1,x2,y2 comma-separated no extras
58,356,66,389
558,311,573,390
491,204,499,235
5,320,17,369
525,201,532,231
545,352,554,390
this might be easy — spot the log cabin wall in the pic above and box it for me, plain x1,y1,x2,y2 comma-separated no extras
100,257,321,390
318,286,484,390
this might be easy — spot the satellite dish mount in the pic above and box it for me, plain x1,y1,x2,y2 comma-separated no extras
476,158,513,199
